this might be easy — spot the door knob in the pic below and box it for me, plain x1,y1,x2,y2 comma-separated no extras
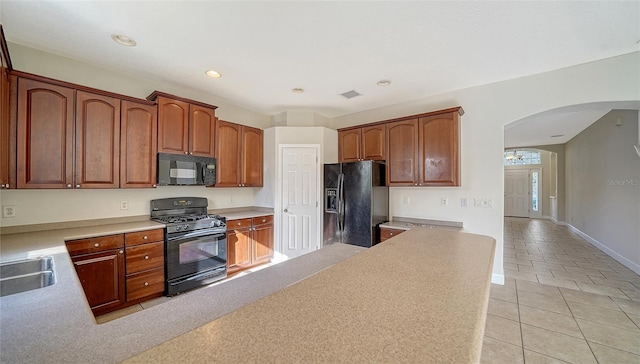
283,208,288,213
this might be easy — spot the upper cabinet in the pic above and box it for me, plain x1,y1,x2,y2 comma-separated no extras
341,107,462,187
338,125,385,162
215,120,263,187
120,101,158,188
16,78,76,189
148,92,217,158
1,26,13,189
418,112,460,186
13,72,158,189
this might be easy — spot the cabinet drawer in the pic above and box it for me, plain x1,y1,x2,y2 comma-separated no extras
126,242,164,274
126,267,165,301
228,218,252,230
252,215,273,226
380,228,405,242
66,234,124,256
125,229,164,247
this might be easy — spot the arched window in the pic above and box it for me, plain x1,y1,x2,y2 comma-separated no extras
504,149,541,165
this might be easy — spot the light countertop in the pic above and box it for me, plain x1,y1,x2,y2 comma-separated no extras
127,228,495,363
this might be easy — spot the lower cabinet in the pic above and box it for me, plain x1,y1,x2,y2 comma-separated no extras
227,215,273,274
66,228,165,317
380,227,405,242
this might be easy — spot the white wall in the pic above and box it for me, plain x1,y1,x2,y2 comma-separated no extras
565,110,640,273
332,52,640,284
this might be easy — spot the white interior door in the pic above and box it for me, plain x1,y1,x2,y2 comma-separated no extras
280,146,319,260
505,169,530,217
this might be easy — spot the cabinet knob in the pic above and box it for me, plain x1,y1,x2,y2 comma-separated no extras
262,219,266,222
144,255,149,260
390,232,394,236
119,250,124,254
94,243,100,247
143,235,148,240
153,184,157,188
76,184,80,188
184,152,188,155
5,183,8,188
67,184,72,188
237,222,241,226
144,282,149,286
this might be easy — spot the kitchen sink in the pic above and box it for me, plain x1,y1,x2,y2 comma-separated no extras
0,257,56,297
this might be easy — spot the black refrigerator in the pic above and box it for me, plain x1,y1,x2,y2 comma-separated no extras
323,160,389,248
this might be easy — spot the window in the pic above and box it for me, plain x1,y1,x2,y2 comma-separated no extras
531,171,539,212
504,149,541,165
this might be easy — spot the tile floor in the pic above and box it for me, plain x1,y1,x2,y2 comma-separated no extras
481,217,640,363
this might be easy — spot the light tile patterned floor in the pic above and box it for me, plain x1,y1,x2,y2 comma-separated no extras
481,217,640,363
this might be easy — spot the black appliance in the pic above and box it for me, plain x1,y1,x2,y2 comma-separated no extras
151,197,227,296
323,160,388,248
157,153,216,186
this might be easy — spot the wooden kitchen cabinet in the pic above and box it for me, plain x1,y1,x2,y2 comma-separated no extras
418,112,460,186
149,92,217,158
67,234,126,316
386,118,420,186
380,227,405,242
215,120,263,187
16,78,75,189
75,90,121,188
385,109,461,187
124,229,165,302
66,228,165,317
338,125,385,162
226,215,273,274
120,100,158,188
0,30,12,190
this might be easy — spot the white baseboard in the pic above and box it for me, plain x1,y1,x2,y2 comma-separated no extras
491,273,505,285
566,224,640,276
541,215,567,226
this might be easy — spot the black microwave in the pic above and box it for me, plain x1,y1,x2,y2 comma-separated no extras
157,153,216,186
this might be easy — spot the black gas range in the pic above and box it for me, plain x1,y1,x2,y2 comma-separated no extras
151,197,227,296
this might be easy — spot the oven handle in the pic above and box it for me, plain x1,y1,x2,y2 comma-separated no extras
166,229,226,242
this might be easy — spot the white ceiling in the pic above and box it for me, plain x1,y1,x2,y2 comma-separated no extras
1,1,639,146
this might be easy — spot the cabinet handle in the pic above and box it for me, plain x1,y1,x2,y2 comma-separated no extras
67,184,72,188
94,243,100,248
144,255,149,260
144,282,149,286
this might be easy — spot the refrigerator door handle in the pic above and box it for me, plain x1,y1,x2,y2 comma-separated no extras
338,173,345,233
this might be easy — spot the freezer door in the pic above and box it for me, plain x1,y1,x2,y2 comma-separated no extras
323,163,341,246
341,161,374,247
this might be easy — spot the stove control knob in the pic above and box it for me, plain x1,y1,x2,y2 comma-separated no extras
175,226,182,232
183,224,189,230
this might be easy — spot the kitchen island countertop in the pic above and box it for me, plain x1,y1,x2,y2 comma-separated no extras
127,228,495,364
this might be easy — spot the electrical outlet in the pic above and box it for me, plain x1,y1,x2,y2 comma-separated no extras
403,196,410,205
120,201,128,210
441,198,448,206
461,198,468,207
2,205,16,218
229,196,235,204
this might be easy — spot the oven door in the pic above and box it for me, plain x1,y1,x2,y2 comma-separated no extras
165,229,227,282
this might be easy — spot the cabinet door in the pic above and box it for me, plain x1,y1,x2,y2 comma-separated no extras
338,129,361,162
252,223,274,265
120,101,157,188
0,65,10,189
189,104,216,157
71,248,125,316
16,78,74,188
157,96,189,154
215,120,241,187
361,125,385,161
241,126,263,187
75,91,120,188
227,228,251,273
419,113,460,186
385,119,419,186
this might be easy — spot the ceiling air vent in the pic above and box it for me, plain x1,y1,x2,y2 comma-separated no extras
340,90,361,99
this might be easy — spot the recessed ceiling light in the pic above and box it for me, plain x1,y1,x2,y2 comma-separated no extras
376,80,392,86
291,88,305,93
205,70,222,78
111,34,136,47
551,134,564,138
